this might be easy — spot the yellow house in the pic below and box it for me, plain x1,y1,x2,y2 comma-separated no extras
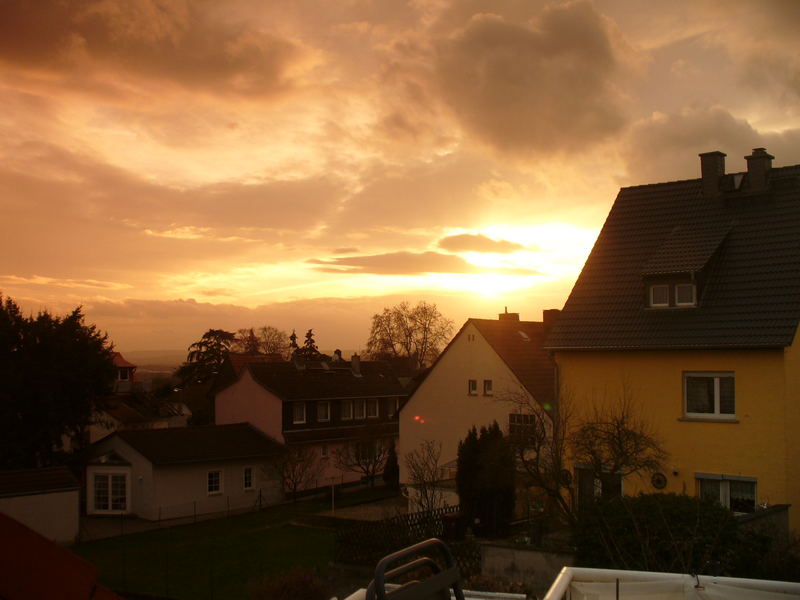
399,310,557,503
546,148,800,528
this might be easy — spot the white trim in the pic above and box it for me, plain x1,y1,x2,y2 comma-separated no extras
89,469,131,515
468,379,478,395
366,398,378,419
317,400,331,422
674,283,696,306
683,371,736,419
292,401,306,424
649,284,669,307
341,399,353,420
243,466,254,491
207,470,223,495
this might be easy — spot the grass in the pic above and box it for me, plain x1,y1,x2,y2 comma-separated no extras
74,486,399,600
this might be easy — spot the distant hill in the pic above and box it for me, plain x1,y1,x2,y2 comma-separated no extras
120,349,185,373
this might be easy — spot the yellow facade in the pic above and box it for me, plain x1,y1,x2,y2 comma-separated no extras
555,335,800,528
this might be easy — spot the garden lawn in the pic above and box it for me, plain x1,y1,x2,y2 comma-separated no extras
74,508,335,600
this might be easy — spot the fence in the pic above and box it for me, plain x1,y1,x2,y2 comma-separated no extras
335,505,481,577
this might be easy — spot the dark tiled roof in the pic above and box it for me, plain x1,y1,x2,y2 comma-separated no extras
0,466,79,498
111,352,136,368
546,164,800,350
244,361,407,401
470,318,556,408
112,423,284,465
283,422,399,444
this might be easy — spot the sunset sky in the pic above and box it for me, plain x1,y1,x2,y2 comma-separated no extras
2,0,800,353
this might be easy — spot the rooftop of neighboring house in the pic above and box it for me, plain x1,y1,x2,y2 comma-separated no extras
0,466,79,499
94,423,285,465
112,351,136,369
217,354,408,401
546,148,800,350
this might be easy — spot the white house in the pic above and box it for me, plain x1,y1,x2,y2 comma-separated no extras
399,310,558,505
86,423,284,520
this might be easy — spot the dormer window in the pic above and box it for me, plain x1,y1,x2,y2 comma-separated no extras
649,285,669,307
675,283,696,306
647,282,697,308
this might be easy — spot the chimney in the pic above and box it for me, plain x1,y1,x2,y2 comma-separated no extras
699,151,726,197
350,353,361,376
542,308,561,331
745,147,774,192
498,307,520,322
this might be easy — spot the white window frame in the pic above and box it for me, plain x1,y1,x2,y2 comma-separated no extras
243,466,254,491
684,371,735,419
317,401,330,422
649,284,670,307
675,283,697,307
207,470,223,495
292,401,306,424
696,473,756,514
92,471,130,514
468,379,478,395
483,379,493,396
354,399,366,419
366,398,378,418
341,399,353,420
389,397,400,417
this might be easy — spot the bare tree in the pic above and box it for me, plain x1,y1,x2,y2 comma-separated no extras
365,301,454,366
503,388,666,525
404,440,446,513
334,434,390,488
272,445,325,501
232,326,291,357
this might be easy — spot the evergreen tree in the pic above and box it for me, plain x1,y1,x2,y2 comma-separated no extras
383,441,400,490
0,295,116,468
456,426,480,523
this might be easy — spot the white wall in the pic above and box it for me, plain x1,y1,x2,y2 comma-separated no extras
0,490,79,544
215,370,284,441
399,321,530,485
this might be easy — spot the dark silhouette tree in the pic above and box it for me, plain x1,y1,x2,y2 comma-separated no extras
383,441,400,490
272,445,324,501
175,328,235,386
0,295,116,468
333,434,390,487
404,440,445,512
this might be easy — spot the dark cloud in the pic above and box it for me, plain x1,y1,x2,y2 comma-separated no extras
622,107,800,184
309,251,537,276
0,0,305,96
438,233,523,253
433,2,628,156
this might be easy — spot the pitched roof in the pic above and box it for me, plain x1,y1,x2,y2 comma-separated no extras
0,466,79,498
469,317,556,407
111,352,136,368
112,423,284,465
241,360,407,401
546,162,800,350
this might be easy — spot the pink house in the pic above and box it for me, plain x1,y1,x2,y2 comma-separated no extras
215,353,408,489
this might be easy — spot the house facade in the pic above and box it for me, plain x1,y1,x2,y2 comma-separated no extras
546,148,800,527
399,310,557,505
215,354,408,489
85,423,284,520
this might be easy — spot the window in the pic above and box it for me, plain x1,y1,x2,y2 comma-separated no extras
118,368,129,381
389,397,400,417
509,413,534,437
243,467,253,490
354,399,365,419
675,283,696,306
292,401,306,424
317,401,330,422
341,399,353,420
576,467,622,508
468,379,478,395
684,372,735,418
697,474,756,513
649,284,669,307
94,473,127,512
366,399,378,418
483,379,493,396
207,470,222,495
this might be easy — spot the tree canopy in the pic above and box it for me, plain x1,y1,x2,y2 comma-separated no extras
0,295,116,468
365,301,454,366
175,328,236,387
